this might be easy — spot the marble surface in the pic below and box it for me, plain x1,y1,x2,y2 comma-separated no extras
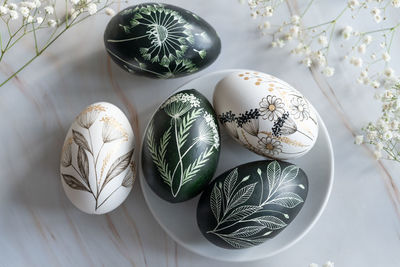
1,0,400,266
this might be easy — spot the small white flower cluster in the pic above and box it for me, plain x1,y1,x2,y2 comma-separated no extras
309,261,334,267
356,82,400,161
161,93,201,109
0,0,53,25
244,0,400,163
246,0,400,86
203,112,220,149
0,0,115,88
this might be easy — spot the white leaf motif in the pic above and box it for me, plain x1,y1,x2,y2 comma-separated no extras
267,161,281,190
225,205,260,222
219,236,254,249
227,182,257,210
280,165,299,184
268,192,304,208
210,184,222,222
228,226,264,238
223,168,238,200
252,216,287,230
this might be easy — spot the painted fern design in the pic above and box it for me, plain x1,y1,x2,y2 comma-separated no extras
146,122,173,186
207,161,305,249
146,92,219,198
177,108,203,149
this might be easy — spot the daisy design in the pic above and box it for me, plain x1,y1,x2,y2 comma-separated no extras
257,136,283,156
259,95,285,121
290,96,310,121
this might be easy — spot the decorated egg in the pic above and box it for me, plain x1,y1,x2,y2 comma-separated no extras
197,160,308,249
142,89,220,203
60,102,135,214
104,3,221,79
213,71,319,160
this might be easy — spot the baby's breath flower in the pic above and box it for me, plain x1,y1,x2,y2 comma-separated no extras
357,43,366,54
342,26,353,40
48,19,57,27
355,135,364,144
87,3,97,15
105,7,115,16
250,11,257,19
350,56,363,67
374,14,382,23
382,52,391,62
322,261,335,267
0,6,9,15
371,7,380,15
348,0,360,9
19,6,29,18
392,0,400,8
44,6,54,14
318,35,328,47
371,80,380,88
384,67,394,77
9,10,18,20
303,57,312,67
323,66,335,77
7,3,18,10
291,15,300,24
34,0,41,8
264,6,273,16
363,35,372,44
36,16,43,24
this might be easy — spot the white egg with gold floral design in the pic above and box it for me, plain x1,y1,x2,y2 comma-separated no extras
213,70,319,160
60,102,136,214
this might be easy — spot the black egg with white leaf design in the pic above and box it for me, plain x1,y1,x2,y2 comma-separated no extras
104,3,221,79
142,89,221,203
197,160,308,249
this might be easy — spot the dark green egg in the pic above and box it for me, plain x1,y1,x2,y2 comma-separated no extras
104,3,221,79
142,89,220,202
197,160,308,249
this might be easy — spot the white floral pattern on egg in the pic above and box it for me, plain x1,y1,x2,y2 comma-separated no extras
60,102,135,214
213,71,319,160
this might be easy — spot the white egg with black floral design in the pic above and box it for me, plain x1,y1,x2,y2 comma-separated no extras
213,71,319,160
60,102,136,214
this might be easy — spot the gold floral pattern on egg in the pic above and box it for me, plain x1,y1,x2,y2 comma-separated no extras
60,102,135,214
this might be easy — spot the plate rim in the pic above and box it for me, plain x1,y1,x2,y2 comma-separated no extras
138,69,335,262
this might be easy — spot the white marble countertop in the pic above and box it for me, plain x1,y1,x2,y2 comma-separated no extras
1,0,400,266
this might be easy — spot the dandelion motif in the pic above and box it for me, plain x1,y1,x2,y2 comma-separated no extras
61,137,73,167
164,101,192,119
290,96,310,121
76,104,106,129
161,93,201,109
100,116,129,143
107,4,199,76
196,112,219,150
257,136,283,156
259,95,285,121
195,120,215,146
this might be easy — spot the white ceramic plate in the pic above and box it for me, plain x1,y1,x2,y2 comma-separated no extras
139,69,334,262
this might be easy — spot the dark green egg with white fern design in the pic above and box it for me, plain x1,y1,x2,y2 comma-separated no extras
104,3,221,79
197,160,308,249
142,89,220,203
